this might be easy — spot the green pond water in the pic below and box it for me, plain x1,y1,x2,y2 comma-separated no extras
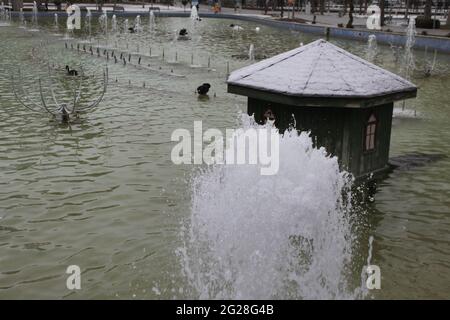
0,16,449,299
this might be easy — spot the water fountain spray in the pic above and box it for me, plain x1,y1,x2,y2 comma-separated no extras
134,15,142,33
149,10,155,31
53,13,59,31
99,10,108,37
179,115,358,299
423,47,437,77
18,8,25,28
124,19,129,34
31,1,38,30
190,5,199,22
0,2,4,21
0,2,12,26
402,18,416,112
366,35,377,63
85,8,92,40
111,15,117,34
403,18,416,81
248,44,255,61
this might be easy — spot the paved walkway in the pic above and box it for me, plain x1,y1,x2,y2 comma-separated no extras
213,6,450,37
22,2,450,37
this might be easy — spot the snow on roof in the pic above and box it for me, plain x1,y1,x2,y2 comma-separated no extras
227,39,417,99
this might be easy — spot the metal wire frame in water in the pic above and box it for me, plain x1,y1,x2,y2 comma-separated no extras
11,65,108,123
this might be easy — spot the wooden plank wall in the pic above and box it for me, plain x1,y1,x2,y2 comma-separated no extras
248,98,394,179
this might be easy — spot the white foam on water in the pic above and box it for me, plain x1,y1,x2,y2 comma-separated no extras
178,114,362,299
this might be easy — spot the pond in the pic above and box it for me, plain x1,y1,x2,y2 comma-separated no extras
0,14,449,299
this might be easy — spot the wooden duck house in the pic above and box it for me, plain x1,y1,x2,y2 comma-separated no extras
227,39,417,181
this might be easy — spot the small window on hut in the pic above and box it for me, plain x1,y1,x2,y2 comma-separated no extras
364,113,377,152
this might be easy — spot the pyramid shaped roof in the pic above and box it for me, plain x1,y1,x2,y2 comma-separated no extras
227,39,417,107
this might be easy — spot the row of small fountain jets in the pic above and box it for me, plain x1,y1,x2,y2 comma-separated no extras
0,2,156,35
2,2,257,64
2,1,192,36
366,18,438,115
366,18,437,79
1,2,437,72
3,4,211,123
3,2,439,80
0,1,39,30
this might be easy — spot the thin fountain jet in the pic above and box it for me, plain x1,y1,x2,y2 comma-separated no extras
190,5,200,22
403,18,416,81
54,13,59,30
400,18,416,112
134,15,142,33
85,8,92,41
124,19,129,34
423,47,437,77
149,10,155,32
366,35,377,63
0,2,12,26
29,1,39,31
18,8,25,28
248,44,255,61
111,14,118,34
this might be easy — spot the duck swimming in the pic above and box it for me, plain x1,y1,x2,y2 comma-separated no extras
230,24,243,31
178,28,190,40
65,65,78,76
197,83,211,95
